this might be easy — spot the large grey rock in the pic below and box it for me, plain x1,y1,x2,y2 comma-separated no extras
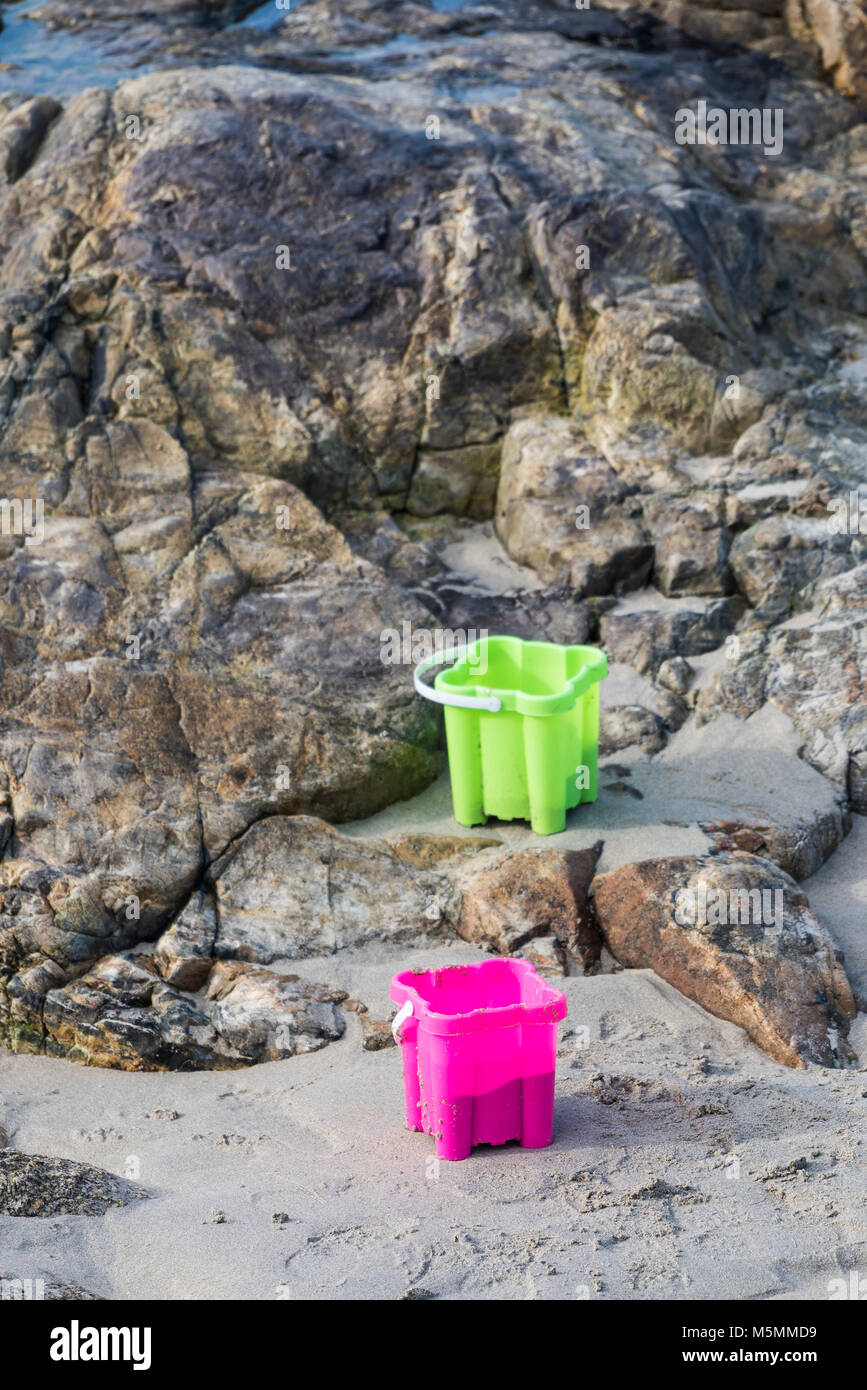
2,820,607,1066
0,477,441,983
204,817,461,963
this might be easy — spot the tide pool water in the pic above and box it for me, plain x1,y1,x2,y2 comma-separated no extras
0,1,480,99
0,0,154,96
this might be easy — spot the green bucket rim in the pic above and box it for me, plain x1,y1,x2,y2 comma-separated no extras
433,635,607,717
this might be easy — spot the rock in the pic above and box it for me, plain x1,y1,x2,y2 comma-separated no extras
700,816,845,880
703,821,779,859
33,953,347,1070
204,816,458,963
3,817,608,1066
453,843,603,972
593,853,857,1068
407,444,501,520
514,934,568,976
205,961,348,1063
495,416,653,597
0,97,62,183
657,657,694,695
599,706,668,756
0,1151,148,1217
176,817,601,968
600,599,744,678
154,890,216,992
600,777,644,800
4,957,68,1044
654,687,689,731
0,479,442,993
579,286,747,456
643,493,732,598
153,479,443,842
337,511,445,593
728,514,860,625
849,752,867,814
0,482,442,966
360,1015,396,1051
699,566,867,811
342,999,369,1016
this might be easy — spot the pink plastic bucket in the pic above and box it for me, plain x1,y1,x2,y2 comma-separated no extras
390,959,567,1161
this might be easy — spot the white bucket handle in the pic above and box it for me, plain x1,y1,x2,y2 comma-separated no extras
413,650,502,713
392,999,414,1042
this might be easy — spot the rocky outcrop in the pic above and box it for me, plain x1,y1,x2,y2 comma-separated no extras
698,566,867,810
0,471,441,989
157,817,503,971
43,956,348,1070
0,0,865,1071
2,945,349,1069
600,600,744,677
593,853,857,1068
0,820,605,1066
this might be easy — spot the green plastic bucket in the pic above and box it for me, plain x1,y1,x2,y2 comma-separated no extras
414,635,608,836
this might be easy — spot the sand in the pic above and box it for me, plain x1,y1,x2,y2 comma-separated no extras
1,934,865,1300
